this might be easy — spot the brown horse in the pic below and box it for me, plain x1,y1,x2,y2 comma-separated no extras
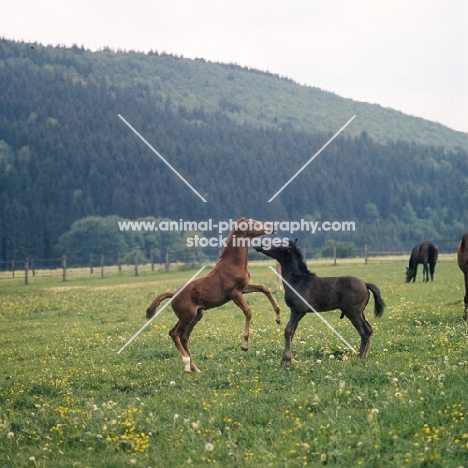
457,232,468,320
255,239,385,364
405,241,438,282
146,218,281,373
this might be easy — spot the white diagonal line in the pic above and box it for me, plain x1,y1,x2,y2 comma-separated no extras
117,266,206,354
118,114,207,202
268,266,356,352
268,115,356,202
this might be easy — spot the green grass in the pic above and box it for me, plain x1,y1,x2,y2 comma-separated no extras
1,259,467,467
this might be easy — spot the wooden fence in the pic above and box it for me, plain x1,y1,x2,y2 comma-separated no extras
0,240,460,285
0,249,175,285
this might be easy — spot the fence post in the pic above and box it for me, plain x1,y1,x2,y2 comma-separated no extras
364,242,368,264
101,253,104,278
165,248,170,272
333,242,337,266
25,257,29,285
11,259,14,278
134,252,138,276
192,247,196,268
151,250,154,271
62,255,67,281
118,253,122,272
31,258,35,277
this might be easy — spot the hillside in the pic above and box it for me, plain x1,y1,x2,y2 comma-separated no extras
0,38,467,264
1,38,467,150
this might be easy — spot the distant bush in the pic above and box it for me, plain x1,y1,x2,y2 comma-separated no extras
320,240,356,258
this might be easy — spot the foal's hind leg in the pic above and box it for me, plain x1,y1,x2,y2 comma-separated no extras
180,308,204,373
169,308,201,373
169,319,192,373
345,309,374,362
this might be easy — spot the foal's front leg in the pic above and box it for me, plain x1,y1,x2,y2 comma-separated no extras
282,309,307,366
244,283,281,324
231,291,253,351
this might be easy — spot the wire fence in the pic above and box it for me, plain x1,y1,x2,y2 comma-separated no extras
0,249,186,285
363,239,459,264
0,239,461,285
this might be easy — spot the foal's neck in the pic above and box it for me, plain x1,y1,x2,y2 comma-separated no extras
280,251,311,279
218,232,250,270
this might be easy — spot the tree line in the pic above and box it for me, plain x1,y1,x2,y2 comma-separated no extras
1,39,467,264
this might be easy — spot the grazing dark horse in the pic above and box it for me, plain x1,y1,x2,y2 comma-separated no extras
457,232,468,320
405,241,438,283
145,218,281,373
255,239,385,364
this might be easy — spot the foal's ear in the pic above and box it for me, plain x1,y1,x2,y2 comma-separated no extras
289,238,298,246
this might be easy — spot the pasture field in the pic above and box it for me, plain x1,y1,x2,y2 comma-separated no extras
0,257,467,467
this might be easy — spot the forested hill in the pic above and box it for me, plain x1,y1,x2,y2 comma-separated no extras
1,38,467,149
1,38,468,263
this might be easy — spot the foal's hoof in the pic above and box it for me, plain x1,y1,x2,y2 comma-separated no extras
276,319,281,325
241,346,248,352
281,360,291,367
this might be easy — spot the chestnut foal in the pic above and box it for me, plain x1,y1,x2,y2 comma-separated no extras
146,218,281,372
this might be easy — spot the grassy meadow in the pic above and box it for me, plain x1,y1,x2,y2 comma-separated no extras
0,256,467,467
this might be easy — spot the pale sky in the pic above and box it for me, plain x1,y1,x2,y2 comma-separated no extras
1,0,468,132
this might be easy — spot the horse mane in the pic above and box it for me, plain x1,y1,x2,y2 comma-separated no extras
290,245,315,276
218,228,252,263
218,229,236,262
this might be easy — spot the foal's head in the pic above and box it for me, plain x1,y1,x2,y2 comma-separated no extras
254,237,297,261
234,218,274,238
255,238,310,273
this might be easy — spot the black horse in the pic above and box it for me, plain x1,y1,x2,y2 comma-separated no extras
405,241,438,283
457,232,468,320
255,239,385,365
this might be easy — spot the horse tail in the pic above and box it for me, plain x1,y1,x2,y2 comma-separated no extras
427,242,439,280
365,283,386,318
428,243,438,264
146,291,174,320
